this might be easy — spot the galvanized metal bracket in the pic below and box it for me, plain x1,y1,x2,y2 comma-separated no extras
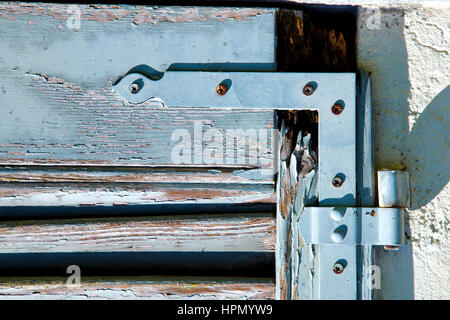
113,69,408,300
299,207,405,245
113,70,356,206
300,71,410,300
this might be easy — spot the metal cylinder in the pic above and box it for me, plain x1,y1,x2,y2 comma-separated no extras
377,170,410,208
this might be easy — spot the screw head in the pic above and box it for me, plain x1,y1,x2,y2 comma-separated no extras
366,210,376,217
303,84,315,96
331,103,343,115
332,175,344,187
130,83,141,94
333,262,344,274
216,83,228,95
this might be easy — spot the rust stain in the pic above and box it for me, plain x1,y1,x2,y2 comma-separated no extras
279,262,288,300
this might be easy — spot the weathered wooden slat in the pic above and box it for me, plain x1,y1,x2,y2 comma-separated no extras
0,161,274,210
0,183,275,208
0,214,275,253
0,86,275,165
0,3,276,166
0,166,273,184
0,3,276,79
0,277,275,300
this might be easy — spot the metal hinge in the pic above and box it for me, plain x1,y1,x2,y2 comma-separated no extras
302,169,410,300
300,206,404,246
300,169,409,246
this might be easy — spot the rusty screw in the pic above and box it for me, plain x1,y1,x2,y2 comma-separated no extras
332,175,344,187
303,84,315,96
216,83,228,96
333,262,344,274
130,83,141,94
366,210,376,217
331,103,344,115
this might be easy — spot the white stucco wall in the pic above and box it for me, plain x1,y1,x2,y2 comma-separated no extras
357,1,449,300
287,0,449,299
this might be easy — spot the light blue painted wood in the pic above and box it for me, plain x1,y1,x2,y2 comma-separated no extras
0,4,276,83
357,69,375,207
0,4,276,167
356,69,376,300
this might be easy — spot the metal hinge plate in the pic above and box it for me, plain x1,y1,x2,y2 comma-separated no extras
300,207,405,245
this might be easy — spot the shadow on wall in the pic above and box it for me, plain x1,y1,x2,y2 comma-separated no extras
360,7,449,300
407,85,450,210
377,86,449,299
358,7,413,300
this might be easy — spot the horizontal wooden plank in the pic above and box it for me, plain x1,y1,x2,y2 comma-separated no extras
0,3,276,80
0,162,275,212
0,277,275,299
0,214,276,253
0,184,275,210
0,3,276,166
0,165,273,184
0,82,275,165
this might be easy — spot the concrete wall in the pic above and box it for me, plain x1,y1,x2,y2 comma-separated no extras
287,0,449,299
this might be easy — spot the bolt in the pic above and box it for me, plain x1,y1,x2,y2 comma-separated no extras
331,103,343,115
216,83,228,95
333,262,344,274
303,84,315,96
332,175,344,187
130,83,141,94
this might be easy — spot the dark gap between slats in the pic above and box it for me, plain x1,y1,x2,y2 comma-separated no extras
0,252,274,278
0,202,275,220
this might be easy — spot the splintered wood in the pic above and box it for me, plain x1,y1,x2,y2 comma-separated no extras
276,110,318,300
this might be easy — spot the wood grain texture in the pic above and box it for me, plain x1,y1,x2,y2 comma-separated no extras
275,112,317,300
0,165,273,185
0,3,276,166
0,214,276,253
0,4,278,297
0,184,275,208
0,3,276,79
0,277,275,300
276,8,356,72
